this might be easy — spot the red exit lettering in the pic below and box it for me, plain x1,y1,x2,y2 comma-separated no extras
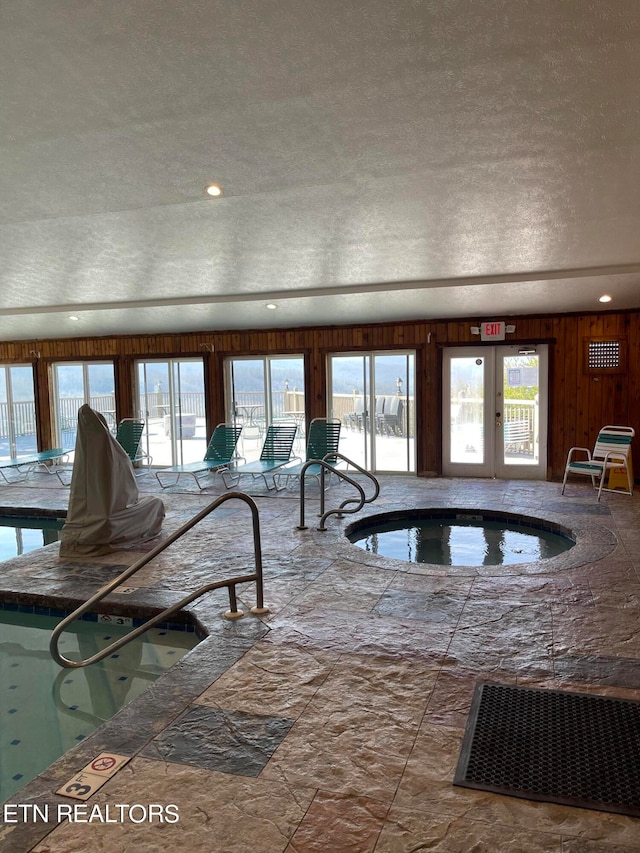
480,321,505,340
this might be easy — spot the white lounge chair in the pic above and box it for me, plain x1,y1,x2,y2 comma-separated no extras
561,424,635,500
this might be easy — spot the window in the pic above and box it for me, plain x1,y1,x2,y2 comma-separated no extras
225,356,306,461
51,362,116,450
0,365,37,457
136,359,206,467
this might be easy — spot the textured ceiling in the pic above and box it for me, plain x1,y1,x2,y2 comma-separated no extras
2,0,640,341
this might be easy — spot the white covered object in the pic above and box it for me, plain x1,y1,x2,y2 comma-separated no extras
60,405,165,556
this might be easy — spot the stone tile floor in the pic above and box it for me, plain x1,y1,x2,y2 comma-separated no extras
0,472,640,851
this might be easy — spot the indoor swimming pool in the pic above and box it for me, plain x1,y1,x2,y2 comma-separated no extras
0,606,199,801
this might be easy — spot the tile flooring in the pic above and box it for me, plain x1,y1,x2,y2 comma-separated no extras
1,473,640,851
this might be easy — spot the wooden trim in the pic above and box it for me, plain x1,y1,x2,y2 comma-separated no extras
1,310,639,479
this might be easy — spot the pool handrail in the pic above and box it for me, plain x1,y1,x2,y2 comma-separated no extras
50,492,266,669
298,453,380,531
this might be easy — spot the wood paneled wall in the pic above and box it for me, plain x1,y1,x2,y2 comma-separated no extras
2,310,638,480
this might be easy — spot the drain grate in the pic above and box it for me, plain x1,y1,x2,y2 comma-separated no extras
454,682,640,817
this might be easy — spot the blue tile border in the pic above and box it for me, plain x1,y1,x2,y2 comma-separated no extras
0,600,197,634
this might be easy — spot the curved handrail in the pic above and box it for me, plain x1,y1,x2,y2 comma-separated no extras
318,453,380,528
298,453,380,531
50,492,265,669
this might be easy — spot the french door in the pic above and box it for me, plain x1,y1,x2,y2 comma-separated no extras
443,345,548,479
327,351,415,473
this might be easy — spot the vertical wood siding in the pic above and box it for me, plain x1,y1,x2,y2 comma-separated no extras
1,311,638,479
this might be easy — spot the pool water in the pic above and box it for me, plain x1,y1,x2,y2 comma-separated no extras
0,516,63,560
0,609,199,801
348,513,574,566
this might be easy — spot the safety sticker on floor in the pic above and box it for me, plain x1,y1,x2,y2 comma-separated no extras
56,753,131,801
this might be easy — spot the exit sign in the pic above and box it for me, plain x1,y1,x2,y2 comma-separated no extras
480,321,505,341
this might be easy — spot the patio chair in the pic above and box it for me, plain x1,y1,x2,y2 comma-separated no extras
561,424,635,501
344,397,365,431
377,396,404,436
503,419,531,455
221,424,298,490
274,418,341,489
155,424,243,489
115,418,151,467
373,396,386,433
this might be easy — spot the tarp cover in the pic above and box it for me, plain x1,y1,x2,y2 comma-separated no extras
60,404,165,556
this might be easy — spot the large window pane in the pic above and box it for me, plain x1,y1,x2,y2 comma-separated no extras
448,356,485,465
0,365,37,458
328,351,415,473
226,356,305,461
136,359,206,467
52,362,115,450
502,354,540,467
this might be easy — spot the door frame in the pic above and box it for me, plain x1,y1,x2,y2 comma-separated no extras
327,350,416,474
51,360,116,449
224,354,307,460
442,344,548,479
135,357,205,467
0,364,37,458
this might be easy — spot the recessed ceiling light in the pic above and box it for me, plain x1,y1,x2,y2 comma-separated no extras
265,303,277,310
68,315,79,321
599,294,612,303
205,182,222,197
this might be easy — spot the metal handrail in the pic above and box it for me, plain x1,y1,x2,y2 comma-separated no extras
50,492,266,669
298,453,380,531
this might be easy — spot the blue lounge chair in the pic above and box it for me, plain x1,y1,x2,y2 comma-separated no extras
0,448,73,485
222,424,297,490
115,418,151,467
274,418,341,489
155,424,243,489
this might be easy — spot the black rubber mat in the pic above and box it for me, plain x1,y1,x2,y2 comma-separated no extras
454,682,640,817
